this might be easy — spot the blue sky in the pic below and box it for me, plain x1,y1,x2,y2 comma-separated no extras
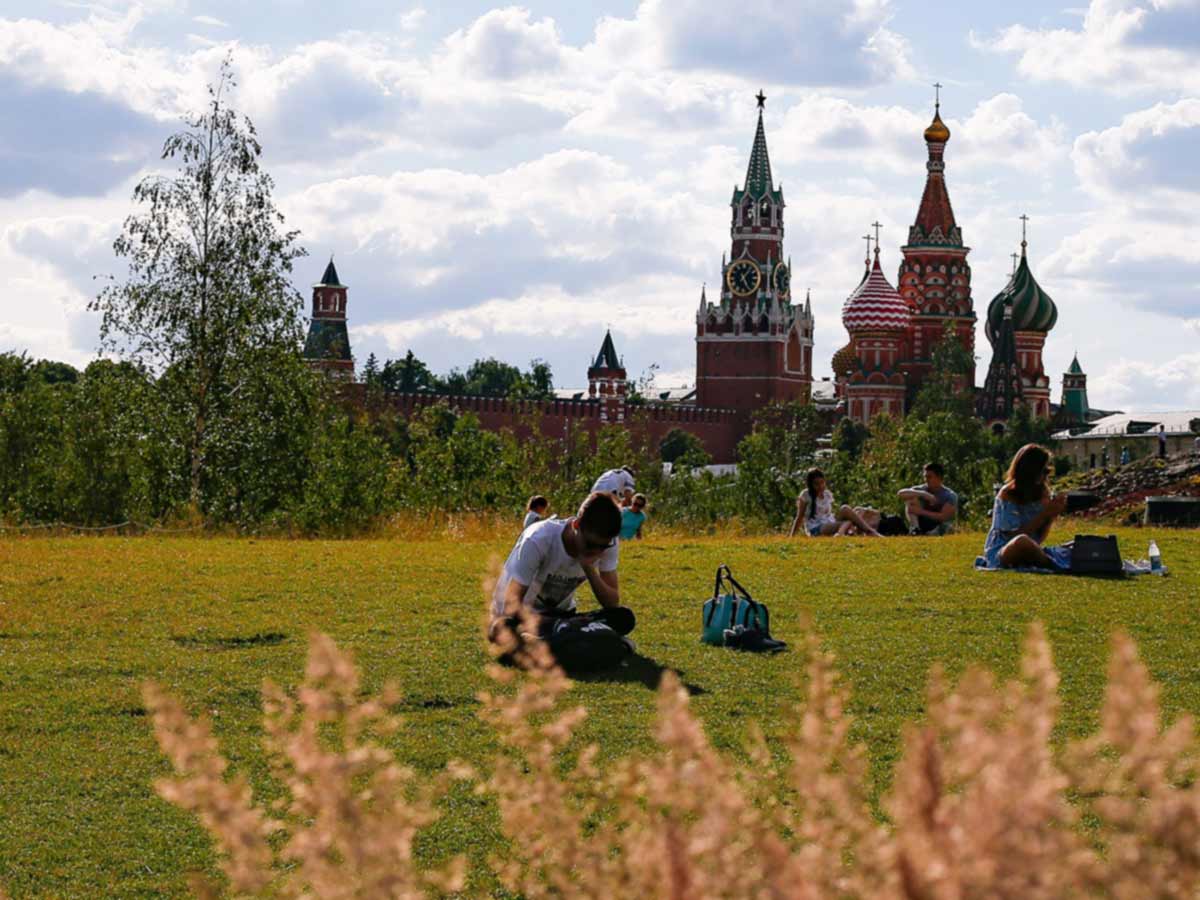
2,0,1199,410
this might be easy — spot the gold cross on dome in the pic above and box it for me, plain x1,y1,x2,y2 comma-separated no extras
1020,213,1029,244
933,82,943,109
872,221,883,247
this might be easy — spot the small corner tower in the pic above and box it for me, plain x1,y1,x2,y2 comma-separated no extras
696,91,813,414
588,330,627,423
303,257,354,379
1060,354,1089,426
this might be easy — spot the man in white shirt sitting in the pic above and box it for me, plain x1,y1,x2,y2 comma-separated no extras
490,492,633,667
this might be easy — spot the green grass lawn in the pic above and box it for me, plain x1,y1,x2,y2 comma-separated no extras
1,527,1198,897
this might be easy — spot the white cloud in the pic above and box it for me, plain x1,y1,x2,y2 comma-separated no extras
1072,98,1200,197
192,15,227,28
1088,352,1200,409
441,7,567,80
769,92,1067,175
602,0,914,86
977,0,1200,94
397,8,427,32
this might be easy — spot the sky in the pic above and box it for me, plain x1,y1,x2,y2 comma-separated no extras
1,0,1199,411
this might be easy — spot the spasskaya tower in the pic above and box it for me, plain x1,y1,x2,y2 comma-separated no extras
695,92,814,414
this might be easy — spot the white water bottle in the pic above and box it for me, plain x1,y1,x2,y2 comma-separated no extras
1149,540,1162,574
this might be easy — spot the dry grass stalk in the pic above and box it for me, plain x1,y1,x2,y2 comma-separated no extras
147,615,1200,898
144,633,467,897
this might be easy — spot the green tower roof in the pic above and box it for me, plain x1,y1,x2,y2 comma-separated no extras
1067,354,1084,375
986,245,1057,343
732,95,782,204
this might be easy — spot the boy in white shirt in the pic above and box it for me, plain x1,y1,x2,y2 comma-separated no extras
490,492,633,661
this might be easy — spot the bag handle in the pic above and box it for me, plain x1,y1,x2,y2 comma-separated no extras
713,564,753,601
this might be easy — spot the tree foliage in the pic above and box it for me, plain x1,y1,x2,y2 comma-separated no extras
91,60,306,508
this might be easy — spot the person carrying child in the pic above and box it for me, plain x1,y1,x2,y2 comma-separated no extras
592,466,636,506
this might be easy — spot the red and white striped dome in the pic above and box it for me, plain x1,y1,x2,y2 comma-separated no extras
842,253,910,333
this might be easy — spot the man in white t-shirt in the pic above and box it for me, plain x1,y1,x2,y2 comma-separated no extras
490,493,633,656
591,466,636,506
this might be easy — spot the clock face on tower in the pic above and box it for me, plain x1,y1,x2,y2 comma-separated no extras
772,263,790,296
727,260,761,296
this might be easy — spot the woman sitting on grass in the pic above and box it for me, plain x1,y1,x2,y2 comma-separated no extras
789,468,881,538
980,443,1071,570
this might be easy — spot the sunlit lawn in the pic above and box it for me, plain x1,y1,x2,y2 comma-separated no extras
1,527,1198,897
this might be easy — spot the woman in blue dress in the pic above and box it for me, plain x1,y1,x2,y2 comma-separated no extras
981,444,1071,570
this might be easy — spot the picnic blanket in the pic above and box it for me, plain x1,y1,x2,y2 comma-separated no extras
974,557,1167,576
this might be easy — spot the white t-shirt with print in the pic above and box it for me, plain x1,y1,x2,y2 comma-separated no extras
800,488,836,526
592,468,635,497
491,518,619,617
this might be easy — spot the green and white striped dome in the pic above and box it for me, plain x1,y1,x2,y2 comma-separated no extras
986,247,1057,344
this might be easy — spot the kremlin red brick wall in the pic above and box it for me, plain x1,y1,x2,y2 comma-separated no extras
350,387,747,463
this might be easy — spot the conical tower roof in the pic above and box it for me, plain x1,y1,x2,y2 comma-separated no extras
986,242,1057,343
843,250,910,333
978,302,1025,420
733,92,782,204
1067,353,1084,375
591,330,621,370
316,257,343,287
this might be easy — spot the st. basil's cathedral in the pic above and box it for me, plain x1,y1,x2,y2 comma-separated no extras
831,92,1065,427
304,90,1089,462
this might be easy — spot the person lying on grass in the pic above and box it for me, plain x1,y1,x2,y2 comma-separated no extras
980,443,1071,571
489,491,634,652
898,462,958,535
788,468,881,538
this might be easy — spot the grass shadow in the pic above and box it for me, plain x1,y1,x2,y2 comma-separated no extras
171,631,288,650
569,653,707,696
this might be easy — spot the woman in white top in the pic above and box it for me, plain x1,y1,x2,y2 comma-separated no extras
788,468,881,537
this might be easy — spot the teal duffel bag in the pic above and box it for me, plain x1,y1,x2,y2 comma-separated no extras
701,564,769,645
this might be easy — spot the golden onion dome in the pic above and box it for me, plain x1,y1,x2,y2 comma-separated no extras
831,342,857,376
924,108,950,144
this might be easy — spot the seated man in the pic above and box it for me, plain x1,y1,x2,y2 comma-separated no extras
898,462,958,535
489,492,634,666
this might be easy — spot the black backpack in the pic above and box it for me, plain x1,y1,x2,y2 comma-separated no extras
878,514,908,536
541,608,635,673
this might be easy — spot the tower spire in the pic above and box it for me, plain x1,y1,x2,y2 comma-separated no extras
1020,213,1029,256
742,91,775,198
